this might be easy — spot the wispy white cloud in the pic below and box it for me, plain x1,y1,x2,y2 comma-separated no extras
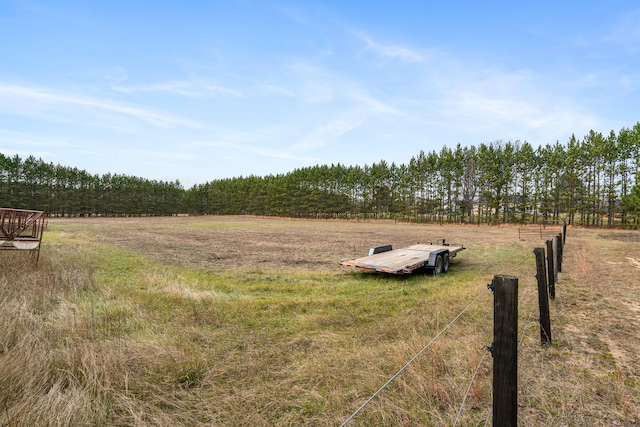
284,61,335,103
111,81,196,96
0,128,111,163
383,54,603,145
277,55,409,150
294,112,368,150
618,74,640,94
120,147,195,161
0,83,206,129
270,3,310,26
353,30,424,64
188,139,314,162
112,79,246,98
257,84,296,97
349,92,405,117
201,83,246,98
0,128,73,149
303,83,334,104
437,81,599,143
0,127,199,167
79,65,128,84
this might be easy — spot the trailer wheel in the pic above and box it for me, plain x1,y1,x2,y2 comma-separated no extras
442,253,450,273
434,254,444,275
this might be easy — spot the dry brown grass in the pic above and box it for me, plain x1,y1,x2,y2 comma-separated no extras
1,216,638,426
519,227,640,426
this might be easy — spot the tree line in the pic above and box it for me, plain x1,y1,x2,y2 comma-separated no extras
2,123,640,227
0,155,184,217
186,124,640,227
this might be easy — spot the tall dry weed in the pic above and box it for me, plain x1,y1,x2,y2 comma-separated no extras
0,250,207,426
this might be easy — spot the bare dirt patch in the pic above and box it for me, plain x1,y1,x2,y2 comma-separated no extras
50,216,529,273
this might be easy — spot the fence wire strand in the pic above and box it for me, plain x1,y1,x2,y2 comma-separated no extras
453,346,491,426
501,251,534,277
339,287,491,427
518,285,531,307
519,304,539,348
484,403,492,427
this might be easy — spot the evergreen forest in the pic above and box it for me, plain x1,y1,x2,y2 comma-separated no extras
2,123,640,227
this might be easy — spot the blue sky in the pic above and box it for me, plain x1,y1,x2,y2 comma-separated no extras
1,1,639,187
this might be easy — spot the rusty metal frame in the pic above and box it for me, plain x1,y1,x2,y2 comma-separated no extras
0,207,46,265
517,224,563,240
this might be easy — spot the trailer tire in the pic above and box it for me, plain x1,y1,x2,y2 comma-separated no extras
442,252,450,273
434,254,444,275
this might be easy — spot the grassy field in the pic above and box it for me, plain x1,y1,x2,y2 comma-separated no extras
1,216,639,426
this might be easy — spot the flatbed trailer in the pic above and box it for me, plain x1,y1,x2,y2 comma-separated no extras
339,241,465,275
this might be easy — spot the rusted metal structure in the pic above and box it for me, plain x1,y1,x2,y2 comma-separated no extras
517,224,563,240
340,240,465,275
0,207,46,265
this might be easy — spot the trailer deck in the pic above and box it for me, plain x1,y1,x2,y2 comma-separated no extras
340,242,465,275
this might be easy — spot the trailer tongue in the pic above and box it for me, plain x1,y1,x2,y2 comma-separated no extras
340,241,465,275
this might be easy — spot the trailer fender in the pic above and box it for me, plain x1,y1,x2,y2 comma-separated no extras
427,249,449,273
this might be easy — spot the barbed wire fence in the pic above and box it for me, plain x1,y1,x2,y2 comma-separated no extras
339,228,566,426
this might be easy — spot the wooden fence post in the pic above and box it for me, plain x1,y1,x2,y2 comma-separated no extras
556,234,563,273
492,275,518,427
534,248,552,346
546,239,555,300
562,221,567,245
552,237,558,283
